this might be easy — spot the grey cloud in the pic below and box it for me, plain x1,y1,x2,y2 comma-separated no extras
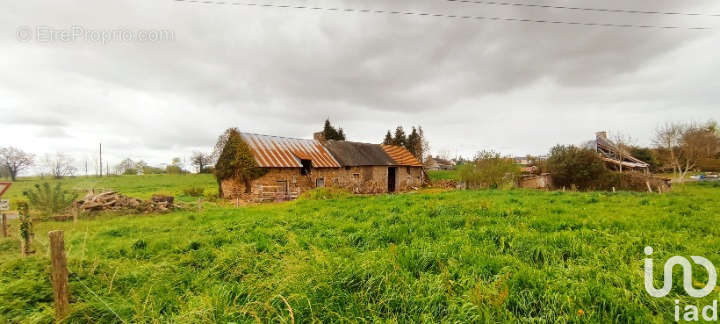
1,0,719,165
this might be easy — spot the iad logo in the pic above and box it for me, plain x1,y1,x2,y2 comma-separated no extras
644,246,717,298
644,246,720,322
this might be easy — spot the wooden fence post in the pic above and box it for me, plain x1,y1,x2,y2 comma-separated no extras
72,205,78,223
49,230,70,321
18,202,34,257
1,213,7,237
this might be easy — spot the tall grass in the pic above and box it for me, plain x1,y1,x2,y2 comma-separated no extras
1,179,719,322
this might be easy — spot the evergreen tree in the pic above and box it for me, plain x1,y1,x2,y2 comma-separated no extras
406,127,420,157
322,119,346,140
383,130,393,145
392,126,407,147
338,128,346,141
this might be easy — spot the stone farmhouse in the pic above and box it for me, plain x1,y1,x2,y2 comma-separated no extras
221,132,424,202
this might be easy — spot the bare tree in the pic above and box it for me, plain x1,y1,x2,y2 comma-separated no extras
653,122,683,177
678,123,720,179
166,157,185,174
191,151,213,173
42,153,78,179
653,121,720,182
611,131,636,172
437,150,452,161
418,126,430,163
115,158,136,175
0,147,35,181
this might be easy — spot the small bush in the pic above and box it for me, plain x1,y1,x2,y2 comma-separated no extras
546,145,610,190
299,187,351,200
459,151,520,189
203,190,219,202
22,183,78,217
182,186,205,197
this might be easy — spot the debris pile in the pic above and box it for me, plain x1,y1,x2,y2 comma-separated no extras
75,191,176,213
428,179,459,190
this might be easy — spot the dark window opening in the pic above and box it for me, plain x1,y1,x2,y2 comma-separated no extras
345,166,351,171
316,178,325,188
300,159,312,175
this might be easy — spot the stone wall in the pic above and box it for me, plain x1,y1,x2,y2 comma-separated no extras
221,166,424,201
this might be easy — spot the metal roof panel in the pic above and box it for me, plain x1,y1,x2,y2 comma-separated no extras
240,133,341,168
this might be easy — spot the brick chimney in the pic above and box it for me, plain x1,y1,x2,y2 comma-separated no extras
313,131,326,142
596,131,607,139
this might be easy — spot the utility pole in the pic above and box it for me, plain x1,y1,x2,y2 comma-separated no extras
106,162,109,177
99,143,102,177
84,160,88,177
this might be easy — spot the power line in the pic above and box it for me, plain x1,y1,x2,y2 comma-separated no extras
445,0,720,18
172,0,711,30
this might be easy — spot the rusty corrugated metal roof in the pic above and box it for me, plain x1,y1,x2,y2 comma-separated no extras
240,133,341,168
382,145,424,167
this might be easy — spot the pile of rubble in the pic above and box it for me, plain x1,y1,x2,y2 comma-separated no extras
75,191,176,213
428,179,460,190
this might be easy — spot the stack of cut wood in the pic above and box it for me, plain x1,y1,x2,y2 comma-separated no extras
75,191,176,213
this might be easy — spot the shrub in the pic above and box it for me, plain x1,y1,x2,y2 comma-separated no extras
458,151,520,189
17,201,32,242
183,186,205,197
213,128,268,197
299,187,351,200
546,145,610,190
203,190,219,202
22,182,78,217
629,147,662,172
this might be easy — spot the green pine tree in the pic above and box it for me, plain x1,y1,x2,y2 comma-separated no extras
323,119,346,140
392,126,407,147
406,127,420,157
383,130,393,145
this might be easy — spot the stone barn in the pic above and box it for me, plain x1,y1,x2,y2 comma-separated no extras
220,132,424,202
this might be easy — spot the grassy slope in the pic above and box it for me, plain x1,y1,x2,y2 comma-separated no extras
1,177,720,323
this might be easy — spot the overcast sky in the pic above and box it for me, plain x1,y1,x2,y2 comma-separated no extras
2,0,719,174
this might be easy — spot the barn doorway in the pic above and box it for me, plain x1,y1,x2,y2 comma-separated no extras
388,167,397,193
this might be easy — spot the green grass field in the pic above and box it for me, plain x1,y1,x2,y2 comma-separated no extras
2,174,217,203
427,170,459,181
1,175,719,323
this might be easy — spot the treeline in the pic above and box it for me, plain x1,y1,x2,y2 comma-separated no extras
382,126,428,161
321,120,430,162
0,146,215,180
112,157,199,175
0,149,82,181
457,120,720,190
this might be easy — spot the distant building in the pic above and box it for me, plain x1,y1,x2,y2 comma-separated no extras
519,173,552,189
220,131,424,202
594,131,650,173
424,156,456,171
514,157,531,166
